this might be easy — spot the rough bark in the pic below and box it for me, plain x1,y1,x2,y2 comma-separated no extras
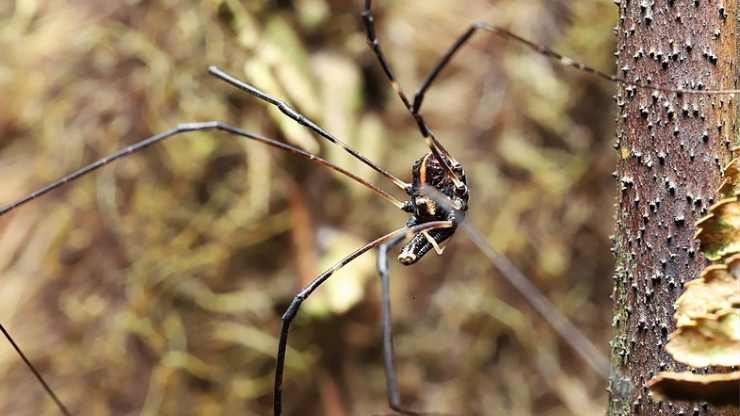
609,1,738,415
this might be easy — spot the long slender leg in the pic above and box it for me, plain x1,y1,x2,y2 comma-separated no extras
472,23,740,96
273,221,453,416
361,1,459,164
1,121,404,216
409,21,615,114
361,1,463,189
420,184,611,378
365,0,740,156
0,324,71,416
403,19,740,115
377,235,404,410
0,121,404,415
208,66,410,191
411,25,481,115
376,232,455,416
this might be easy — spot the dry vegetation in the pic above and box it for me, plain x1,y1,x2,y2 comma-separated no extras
0,0,618,415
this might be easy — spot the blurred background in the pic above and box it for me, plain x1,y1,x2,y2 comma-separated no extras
0,0,619,415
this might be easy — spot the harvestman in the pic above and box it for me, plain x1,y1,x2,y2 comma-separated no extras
2,1,739,415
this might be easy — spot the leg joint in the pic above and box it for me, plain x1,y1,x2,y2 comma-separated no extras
281,295,304,321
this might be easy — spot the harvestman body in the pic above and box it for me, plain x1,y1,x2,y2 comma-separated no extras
2,1,739,415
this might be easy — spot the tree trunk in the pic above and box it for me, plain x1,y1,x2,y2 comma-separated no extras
609,1,738,415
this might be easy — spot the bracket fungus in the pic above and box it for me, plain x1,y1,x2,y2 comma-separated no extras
649,161,740,406
694,198,740,261
666,255,740,367
648,371,740,406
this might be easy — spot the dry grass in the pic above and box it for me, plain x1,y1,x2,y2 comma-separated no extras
0,0,618,415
